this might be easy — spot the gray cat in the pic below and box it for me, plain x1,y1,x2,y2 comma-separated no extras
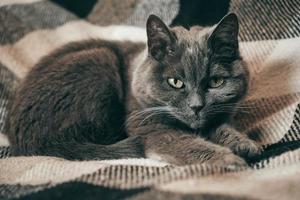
6,13,261,166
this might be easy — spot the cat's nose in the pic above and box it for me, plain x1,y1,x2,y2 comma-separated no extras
190,105,204,115
188,94,204,115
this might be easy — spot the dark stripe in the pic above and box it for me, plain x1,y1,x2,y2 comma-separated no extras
87,0,139,26
249,141,300,164
0,184,50,200
0,1,78,45
171,0,230,27
51,0,97,18
0,146,11,158
0,62,18,133
230,0,300,41
0,183,148,200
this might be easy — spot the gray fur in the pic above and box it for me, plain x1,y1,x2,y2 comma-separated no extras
6,14,261,165
127,14,261,165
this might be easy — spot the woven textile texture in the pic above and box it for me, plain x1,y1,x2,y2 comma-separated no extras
0,0,300,199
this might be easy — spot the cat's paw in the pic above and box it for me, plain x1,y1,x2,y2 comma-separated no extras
212,124,262,159
207,152,248,167
230,139,262,159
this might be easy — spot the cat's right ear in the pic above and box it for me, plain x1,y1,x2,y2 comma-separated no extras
208,13,239,55
146,15,176,61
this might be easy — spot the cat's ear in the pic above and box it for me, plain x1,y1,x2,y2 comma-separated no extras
146,14,176,61
208,13,239,55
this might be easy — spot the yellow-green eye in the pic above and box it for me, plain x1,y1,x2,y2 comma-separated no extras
209,78,224,88
167,78,184,89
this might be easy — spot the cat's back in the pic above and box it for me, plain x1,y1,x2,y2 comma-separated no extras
16,39,145,102
28,40,138,81
6,39,144,155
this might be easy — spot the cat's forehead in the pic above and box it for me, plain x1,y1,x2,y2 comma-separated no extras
172,26,212,46
171,26,212,69
172,26,212,57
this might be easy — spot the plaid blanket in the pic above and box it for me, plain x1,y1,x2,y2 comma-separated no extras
1,0,300,199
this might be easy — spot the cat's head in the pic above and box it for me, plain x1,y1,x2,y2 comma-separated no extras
132,13,248,130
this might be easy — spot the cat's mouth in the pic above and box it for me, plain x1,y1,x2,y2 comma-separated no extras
189,119,206,130
173,113,206,130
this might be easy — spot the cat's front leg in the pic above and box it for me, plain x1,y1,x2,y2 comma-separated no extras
143,130,247,166
208,124,262,159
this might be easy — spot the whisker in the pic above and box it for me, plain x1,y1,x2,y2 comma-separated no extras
125,106,172,128
138,110,170,126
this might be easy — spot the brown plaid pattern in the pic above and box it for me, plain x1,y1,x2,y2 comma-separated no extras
0,0,299,199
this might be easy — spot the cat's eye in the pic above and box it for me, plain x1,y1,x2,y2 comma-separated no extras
209,77,225,88
167,78,184,89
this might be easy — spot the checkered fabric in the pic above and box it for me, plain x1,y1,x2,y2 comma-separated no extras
0,0,300,199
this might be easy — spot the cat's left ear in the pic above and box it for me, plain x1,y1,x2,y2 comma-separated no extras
208,13,239,53
146,15,177,61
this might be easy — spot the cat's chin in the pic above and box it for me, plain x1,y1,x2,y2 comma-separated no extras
172,114,206,130
189,121,205,130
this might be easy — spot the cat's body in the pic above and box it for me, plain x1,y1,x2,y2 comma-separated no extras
6,14,261,165
6,40,146,160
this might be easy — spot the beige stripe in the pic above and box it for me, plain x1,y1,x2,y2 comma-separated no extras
0,156,107,185
0,20,147,79
0,157,166,185
71,150,300,189
0,0,45,7
236,94,300,130
160,165,300,200
244,102,298,145
240,40,277,74
0,150,299,189
0,133,9,146
242,37,300,100
100,158,167,167
160,151,300,200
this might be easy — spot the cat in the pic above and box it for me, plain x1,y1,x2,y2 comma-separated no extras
6,13,261,165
